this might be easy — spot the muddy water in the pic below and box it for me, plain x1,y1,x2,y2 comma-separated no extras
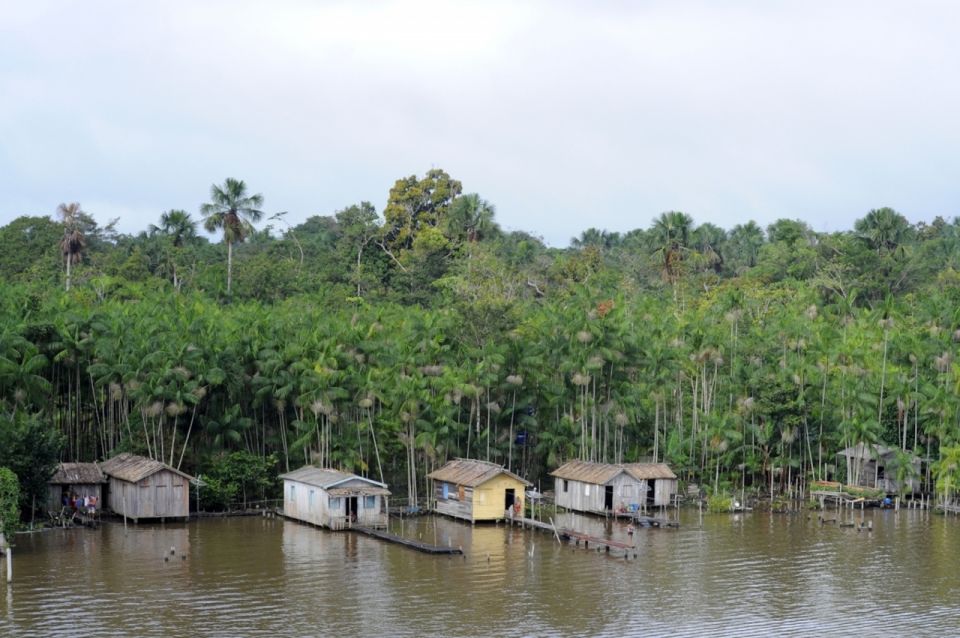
1,508,958,637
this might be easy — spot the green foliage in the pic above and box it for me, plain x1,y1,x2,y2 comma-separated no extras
199,451,278,511
0,413,63,517
707,494,733,513
2,176,960,507
381,168,462,253
0,467,19,537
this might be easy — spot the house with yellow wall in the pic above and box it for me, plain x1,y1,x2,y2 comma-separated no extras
428,459,532,523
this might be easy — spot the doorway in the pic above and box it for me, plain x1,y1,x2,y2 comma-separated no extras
604,485,614,510
504,488,515,513
346,496,358,523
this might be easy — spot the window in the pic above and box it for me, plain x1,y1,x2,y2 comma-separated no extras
289,484,296,501
563,479,569,493
330,497,341,509
621,485,633,497
442,483,450,499
477,490,485,504
365,496,376,509
585,485,590,496
309,490,315,507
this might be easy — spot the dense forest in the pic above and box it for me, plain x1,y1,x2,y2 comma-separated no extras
3,169,960,520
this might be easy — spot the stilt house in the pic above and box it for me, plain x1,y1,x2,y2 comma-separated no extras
47,462,106,513
551,460,678,513
100,453,193,522
837,443,922,494
427,458,532,523
280,466,389,530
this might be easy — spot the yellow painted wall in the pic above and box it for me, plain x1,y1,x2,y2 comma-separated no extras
471,474,527,521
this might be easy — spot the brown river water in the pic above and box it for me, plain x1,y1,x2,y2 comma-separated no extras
1,508,958,637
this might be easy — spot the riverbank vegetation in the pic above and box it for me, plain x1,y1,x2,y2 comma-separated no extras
2,170,960,521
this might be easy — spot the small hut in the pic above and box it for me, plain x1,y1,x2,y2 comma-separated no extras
279,467,389,530
551,460,678,514
837,443,922,494
427,459,532,523
100,453,194,522
47,462,106,513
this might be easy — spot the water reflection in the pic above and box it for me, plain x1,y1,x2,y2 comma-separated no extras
0,509,957,636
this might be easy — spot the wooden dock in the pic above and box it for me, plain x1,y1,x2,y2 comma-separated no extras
560,529,634,553
352,527,463,555
511,517,638,556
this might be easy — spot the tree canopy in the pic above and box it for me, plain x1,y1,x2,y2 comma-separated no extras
1,173,960,510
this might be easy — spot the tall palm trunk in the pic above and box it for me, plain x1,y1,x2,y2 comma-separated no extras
227,240,233,295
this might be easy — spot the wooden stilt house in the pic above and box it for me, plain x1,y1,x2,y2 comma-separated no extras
551,460,678,514
837,443,922,494
47,462,106,513
100,453,194,522
428,459,532,523
280,467,390,530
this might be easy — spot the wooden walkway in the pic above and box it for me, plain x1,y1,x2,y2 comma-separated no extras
511,517,638,556
559,529,634,552
352,527,463,555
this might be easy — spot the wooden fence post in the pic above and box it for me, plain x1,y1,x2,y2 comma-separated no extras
0,531,10,583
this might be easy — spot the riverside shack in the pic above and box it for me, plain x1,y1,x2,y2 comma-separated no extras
100,453,193,522
279,466,390,530
551,460,678,514
47,462,106,513
837,443,922,494
427,458,532,523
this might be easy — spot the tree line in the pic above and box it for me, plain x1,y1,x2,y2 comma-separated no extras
2,170,960,522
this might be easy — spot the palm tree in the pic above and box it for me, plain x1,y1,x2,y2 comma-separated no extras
691,222,727,274
150,210,197,290
57,202,87,291
200,178,264,295
854,207,911,254
728,221,765,270
150,209,197,247
571,228,620,251
651,211,693,280
447,193,497,244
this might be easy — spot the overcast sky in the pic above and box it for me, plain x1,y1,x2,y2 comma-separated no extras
1,1,958,246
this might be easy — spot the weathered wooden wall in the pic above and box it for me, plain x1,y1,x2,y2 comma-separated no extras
433,482,474,522
283,479,387,529
555,474,644,513
47,484,102,513
107,470,188,520
651,479,678,506
284,480,329,527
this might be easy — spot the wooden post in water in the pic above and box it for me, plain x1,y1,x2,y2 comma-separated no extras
0,531,10,583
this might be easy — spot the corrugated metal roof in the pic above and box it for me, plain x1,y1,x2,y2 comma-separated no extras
550,460,677,483
427,458,532,487
279,466,389,492
100,453,194,483
49,462,106,485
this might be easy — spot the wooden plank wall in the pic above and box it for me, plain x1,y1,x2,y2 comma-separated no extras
107,470,188,520
284,479,387,528
433,481,474,521
47,484,102,512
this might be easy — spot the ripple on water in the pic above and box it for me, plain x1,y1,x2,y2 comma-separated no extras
1,510,958,637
